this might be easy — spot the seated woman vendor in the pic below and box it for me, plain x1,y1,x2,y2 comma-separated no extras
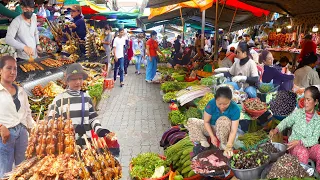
214,42,259,98
270,86,320,173
186,86,240,157
170,48,192,67
260,50,294,91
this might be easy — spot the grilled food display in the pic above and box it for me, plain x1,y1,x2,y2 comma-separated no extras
4,97,122,180
41,58,64,68
43,81,65,97
19,62,45,72
32,85,44,97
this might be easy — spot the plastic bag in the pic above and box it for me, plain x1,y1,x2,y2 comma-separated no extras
37,6,47,18
152,72,162,82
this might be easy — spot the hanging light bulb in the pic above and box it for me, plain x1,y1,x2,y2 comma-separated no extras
276,28,281,33
287,25,292,29
312,25,319,32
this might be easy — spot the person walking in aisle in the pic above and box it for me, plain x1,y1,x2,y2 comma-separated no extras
113,28,126,87
145,31,164,83
124,35,134,76
0,56,35,178
102,24,112,76
133,34,145,75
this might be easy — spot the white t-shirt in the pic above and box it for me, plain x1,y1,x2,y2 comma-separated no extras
113,36,126,59
229,58,259,88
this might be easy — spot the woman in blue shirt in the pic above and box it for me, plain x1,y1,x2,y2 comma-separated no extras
186,86,240,157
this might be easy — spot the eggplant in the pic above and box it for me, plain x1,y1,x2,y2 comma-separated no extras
167,131,186,144
160,127,180,147
169,132,187,145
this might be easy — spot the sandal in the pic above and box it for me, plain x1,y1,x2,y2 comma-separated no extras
120,82,124,87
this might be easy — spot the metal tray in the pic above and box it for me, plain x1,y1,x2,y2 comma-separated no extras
23,72,64,96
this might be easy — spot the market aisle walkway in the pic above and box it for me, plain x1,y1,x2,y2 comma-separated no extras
97,65,170,179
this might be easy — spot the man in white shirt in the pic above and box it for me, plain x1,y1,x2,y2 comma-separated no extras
113,28,126,87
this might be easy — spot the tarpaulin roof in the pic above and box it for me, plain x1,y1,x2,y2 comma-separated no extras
239,0,320,17
140,4,268,31
149,0,269,19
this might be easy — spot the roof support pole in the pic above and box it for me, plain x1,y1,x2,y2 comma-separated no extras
214,1,219,60
201,10,206,49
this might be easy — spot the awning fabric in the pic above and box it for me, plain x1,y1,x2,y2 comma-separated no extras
149,0,269,19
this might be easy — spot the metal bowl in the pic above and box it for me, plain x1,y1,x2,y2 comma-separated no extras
229,151,271,180
259,142,287,162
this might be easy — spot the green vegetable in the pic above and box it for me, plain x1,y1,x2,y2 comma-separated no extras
187,170,196,177
161,81,199,93
174,175,184,180
185,107,202,120
181,165,191,174
238,130,268,150
169,110,186,125
165,136,193,161
200,76,218,86
163,91,177,103
130,153,169,179
197,93,215,111
259,83,273,93
88,83,103,101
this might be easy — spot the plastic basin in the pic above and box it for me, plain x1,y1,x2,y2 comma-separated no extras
229,151,270,180
243,104,267,117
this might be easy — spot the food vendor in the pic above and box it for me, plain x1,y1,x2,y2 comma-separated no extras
299,34,317,62
260,50,294,91
0,56,35,178
64,5,86,54
270,86,320,174
5,0,42,61
214,42,259,98
186,86,240,157
294,52,320,88
48,64,111,147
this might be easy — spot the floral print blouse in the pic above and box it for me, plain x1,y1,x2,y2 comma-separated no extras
277,108,320,147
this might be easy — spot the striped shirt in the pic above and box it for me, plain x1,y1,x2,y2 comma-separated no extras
48,89,109,142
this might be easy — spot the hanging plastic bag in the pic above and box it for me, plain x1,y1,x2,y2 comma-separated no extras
37,6,47,18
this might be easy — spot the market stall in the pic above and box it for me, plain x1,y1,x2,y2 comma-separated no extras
127,64,320,179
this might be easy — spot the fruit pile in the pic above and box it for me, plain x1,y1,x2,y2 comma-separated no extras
270,91,297,116
243,98,267,111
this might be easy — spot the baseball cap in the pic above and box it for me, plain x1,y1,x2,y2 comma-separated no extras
223,36,228,40
65,63,88,81
69,4,81,12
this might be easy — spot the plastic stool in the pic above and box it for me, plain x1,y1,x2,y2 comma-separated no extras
308,159,320,178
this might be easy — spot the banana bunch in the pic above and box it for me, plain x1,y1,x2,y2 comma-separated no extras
63,44,77,54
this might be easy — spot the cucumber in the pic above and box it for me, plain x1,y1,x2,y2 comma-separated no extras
172,154,180,162
182,160,191,169
187,170,196,177
181,154,191,164
177,166,183,173
181,166,192,174
182,147,193,155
